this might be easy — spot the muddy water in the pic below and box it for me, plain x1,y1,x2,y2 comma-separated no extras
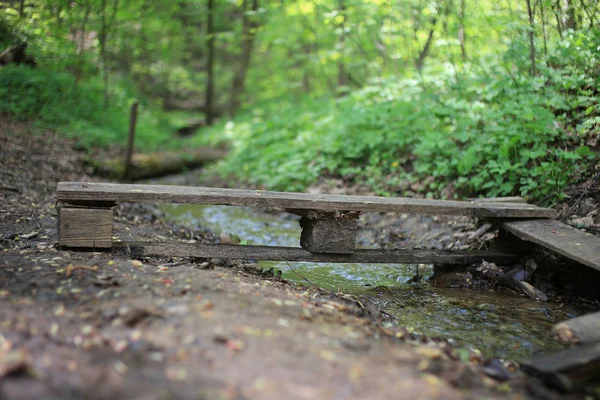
161,203,574,361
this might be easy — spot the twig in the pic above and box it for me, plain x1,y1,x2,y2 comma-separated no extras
285,261,317,288
560,170,600,221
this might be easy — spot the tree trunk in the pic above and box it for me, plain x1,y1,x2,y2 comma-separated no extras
416,17,438,72
553,1,564,38
205,0,216,125
563,0,577,29
579,0,598,28
302,43,311,93
525,0,537,76
99,0,109,109
74,3,91,91
540,0,548,57
336,0,348,90
229,0,259,118
98,0,119,109
458,0,467,61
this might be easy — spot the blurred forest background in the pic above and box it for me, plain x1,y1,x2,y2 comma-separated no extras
0,0,598,204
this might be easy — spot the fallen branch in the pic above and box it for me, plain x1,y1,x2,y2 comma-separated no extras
89,147,228,181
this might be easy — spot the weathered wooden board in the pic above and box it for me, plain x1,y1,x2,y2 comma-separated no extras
57,182,555,218
117,241,520,264
299,217,357,254
553,311,600,346
469,196,528,204
500,219,600,272
58,207,113,248
521,342,600,384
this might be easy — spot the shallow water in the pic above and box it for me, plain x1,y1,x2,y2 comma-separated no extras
161,203,575,361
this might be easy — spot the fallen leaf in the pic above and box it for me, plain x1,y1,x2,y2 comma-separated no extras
226,339,245,352
319,350,337,362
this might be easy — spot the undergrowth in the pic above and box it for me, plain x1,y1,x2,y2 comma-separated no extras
0,65,176,150
195,31,599,205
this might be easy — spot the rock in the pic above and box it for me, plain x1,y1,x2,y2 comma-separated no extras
429,272,473,288
119,304,164,327
476,260,503,279
194,261,213,270
570,216,595,228
505,265,528,282
525,259,538,275
448,363,482,389
482,359,510,382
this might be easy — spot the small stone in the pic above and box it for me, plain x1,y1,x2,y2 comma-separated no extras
570,216,594,228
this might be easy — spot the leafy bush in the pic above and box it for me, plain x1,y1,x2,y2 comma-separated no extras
199,34,598,205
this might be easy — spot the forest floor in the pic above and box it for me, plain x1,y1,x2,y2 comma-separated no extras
0,120,595,400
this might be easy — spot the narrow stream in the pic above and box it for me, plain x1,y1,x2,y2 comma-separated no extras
161,203,576,361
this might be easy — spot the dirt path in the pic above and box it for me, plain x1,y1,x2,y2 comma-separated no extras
0,122,582,399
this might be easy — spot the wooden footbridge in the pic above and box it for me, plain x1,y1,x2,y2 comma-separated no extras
56,182,599,271
56,182,600,384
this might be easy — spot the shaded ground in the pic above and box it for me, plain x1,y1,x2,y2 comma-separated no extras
0,120,596,399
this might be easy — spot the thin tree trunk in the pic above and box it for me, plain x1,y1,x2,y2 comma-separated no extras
458,0,467,61
205,0,215,125
98,0,119,109
563,0,577,29
99,0,109,109
540,0,548,57
229,0,259,118
553,1,564,37
579,0,598,27
74,3,91,91
337,0,349,90
302,43,311,93
416,16,438,72
19,0,24,16
525,0,537,76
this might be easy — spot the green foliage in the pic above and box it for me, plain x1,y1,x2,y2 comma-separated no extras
0,65,173,150
200,33,598,204
0,0,597,205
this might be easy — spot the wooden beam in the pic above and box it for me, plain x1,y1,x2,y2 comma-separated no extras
553,312,600,346
56,182,555,218
58,206,113,248
500,219,600,272
469,196,528,204
116,241,520,264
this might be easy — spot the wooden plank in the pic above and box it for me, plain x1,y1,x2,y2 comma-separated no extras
58,207,113,248
521,342,600,384
56,182,555,218
469,196,528,204
553,311,600,346
500,219,600,272
299,217,357,254
116,241,520,264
